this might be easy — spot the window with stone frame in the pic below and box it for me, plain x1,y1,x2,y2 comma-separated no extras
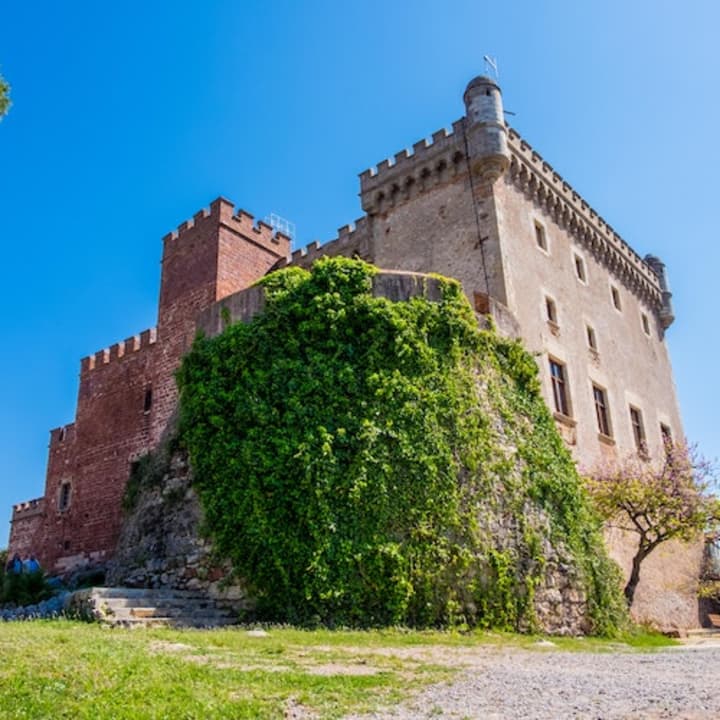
641,312,651,336
629,406,647,455
58,482,71,512
549,358,571,417
545,296,558,324
574,253,587,283
586,325,598,351
535,221,548,251
592,384,611,437
660,423,673,451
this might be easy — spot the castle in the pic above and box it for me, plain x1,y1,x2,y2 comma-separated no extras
8,76,692,624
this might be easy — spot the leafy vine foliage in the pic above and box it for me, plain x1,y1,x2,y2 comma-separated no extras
178,258,625,632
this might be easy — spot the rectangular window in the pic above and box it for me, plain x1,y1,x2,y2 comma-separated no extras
574,254,587,283
660,423,672,450
59,482,71,512
611,285,622,311
143,386,153,414
641,312,650,336
545,296,557,324
629,406,646,454
586,325,597,351
535,221,547,251
549,359,570,416
593,385,611,437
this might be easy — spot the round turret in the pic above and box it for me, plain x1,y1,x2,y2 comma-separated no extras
644,254,675,330
463,75,510,184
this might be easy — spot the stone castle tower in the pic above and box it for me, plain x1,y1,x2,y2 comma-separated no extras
8,76,695,628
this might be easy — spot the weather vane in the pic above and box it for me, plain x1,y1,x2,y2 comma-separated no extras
483,55,499,80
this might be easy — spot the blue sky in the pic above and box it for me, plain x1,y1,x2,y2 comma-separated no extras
1,0,719,537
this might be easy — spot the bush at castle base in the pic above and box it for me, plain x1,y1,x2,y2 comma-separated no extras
178,258,626,633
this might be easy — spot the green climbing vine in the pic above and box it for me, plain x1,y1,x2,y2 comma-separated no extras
177,257,626,632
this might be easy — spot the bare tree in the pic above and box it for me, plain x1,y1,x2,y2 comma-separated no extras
586,442,720,607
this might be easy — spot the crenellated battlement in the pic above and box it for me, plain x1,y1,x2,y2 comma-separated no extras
50,422,76,446
360,120,467,215
80,327,157,374
506,128,664,308
11,497,46,521
162,197,291,254
272,216,372,271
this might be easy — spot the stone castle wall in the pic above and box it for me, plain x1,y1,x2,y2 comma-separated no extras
7,75,697,630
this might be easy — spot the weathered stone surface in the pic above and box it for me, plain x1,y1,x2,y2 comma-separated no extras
105,451,246,605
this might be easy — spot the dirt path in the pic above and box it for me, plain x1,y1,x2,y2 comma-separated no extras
345,637,720,719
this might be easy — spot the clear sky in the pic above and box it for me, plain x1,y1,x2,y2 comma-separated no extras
1,0,719,538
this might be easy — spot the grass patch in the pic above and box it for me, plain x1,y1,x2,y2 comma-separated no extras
0,621,676,719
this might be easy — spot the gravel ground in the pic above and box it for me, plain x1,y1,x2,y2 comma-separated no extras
346,638,720,720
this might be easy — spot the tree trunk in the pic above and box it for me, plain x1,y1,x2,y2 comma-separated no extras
624,549,647,607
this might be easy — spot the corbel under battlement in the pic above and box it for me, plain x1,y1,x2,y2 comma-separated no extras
80,327,158,374
359,120,467,215
162,197,291,255
506,128,664,309
272,216,372,271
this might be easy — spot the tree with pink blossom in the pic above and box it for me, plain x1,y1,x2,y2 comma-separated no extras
586,442,720,607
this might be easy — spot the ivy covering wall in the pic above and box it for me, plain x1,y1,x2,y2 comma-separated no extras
177,258,625,633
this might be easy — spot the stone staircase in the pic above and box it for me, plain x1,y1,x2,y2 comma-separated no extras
64,587,242,628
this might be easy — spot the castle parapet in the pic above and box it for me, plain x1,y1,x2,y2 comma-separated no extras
198,270,445,338
80,327,157,374
49,422,76,446
359,120,467,215
272,216,371,271
506,128,665,310
162,197,291,256
12,497,46,521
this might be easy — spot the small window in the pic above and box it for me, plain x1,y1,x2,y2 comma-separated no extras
593,385,611,437
545,296,558,324
629,406,646,454
660,423,672,449
58,427,66,443
549,359,570,417
641,313,650,336
535,221,547,251
574,254,587,283
59,482,71,512
586,325,597,351
611,285,622,311
143,387,153,414
63,540,71,551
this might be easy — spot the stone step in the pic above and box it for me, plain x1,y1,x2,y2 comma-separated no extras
102,596,216,610
88,587,212,601
686,628,720,637
65,587,243,628
112,615,240,629
109,606,235,620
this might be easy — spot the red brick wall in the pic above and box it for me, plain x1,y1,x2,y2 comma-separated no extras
32,337,157,572
9,198,290,574
8,499,45,561
152,198,289,445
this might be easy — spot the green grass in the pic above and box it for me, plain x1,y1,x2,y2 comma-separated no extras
0,621,676,719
